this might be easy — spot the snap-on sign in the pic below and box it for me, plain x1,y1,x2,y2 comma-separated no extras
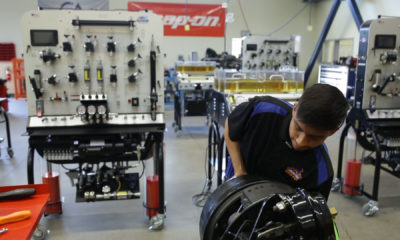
128,2,225,37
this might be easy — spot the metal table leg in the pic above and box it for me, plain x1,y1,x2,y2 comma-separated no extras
332,122,351,191
361,131,381,216
173,91,182,135
149,133,165,230
27,147,35,184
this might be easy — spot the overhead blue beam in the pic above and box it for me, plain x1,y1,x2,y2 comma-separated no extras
347,0,363,30
304,0,341,85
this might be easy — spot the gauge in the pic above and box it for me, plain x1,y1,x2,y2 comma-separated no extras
87,105,96,115
76,105,86,115
97,105,107,115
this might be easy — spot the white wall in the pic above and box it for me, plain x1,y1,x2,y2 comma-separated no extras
2,0,319,94
0,1,38,56
111,0,318,69
0,1,37,94
316,0,400,43
5,0,399,92
309,0,400,85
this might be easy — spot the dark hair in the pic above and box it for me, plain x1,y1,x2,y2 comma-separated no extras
296,84,349,130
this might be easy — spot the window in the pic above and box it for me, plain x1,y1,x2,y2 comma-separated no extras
320,39,353,64
231,38,242,58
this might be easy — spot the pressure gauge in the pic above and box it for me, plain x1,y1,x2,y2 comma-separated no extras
87,105,96,115
97,105,107,115
77,105,86,115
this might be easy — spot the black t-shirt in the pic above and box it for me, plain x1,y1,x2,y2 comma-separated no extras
228,96,333,199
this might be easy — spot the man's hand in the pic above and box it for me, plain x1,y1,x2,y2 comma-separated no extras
225,118,248,179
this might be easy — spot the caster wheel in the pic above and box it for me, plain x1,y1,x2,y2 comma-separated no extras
330,178,341,192
7,148,13,158
31,224,49,240
362,200,379,217
176,130,182,137
32,228,45,240
149,213,165,231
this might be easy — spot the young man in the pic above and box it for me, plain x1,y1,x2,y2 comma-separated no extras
225,84,349,199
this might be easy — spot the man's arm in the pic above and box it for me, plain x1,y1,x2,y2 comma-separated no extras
318,177,333,200
225,118,247,177
317,145,334,200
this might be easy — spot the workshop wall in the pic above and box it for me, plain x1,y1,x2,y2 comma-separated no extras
111,0,319,70
0,1,37,95
2,1,317,77
315,0,400,50
3,0,399,92
308,0,400,86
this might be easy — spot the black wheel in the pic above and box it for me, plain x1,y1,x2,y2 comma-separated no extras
200,176,335,240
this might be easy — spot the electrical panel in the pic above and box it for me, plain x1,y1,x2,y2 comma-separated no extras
241,35,300,70
22,10,164,127
355,18,400,120
175,61,216,91
22,12,167,222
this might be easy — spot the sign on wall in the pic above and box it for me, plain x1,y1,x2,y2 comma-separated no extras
38,0,108,10
128,2,225,37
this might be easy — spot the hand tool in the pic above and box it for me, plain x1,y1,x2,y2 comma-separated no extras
0,210,31,226
0,188,36,201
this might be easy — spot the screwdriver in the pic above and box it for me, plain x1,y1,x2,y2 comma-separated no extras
0,188,36,201
0,210,31,226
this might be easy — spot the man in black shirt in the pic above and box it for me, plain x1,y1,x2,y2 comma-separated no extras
225,84,348,199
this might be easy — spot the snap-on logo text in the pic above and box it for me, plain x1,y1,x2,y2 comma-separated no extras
163,15,220,29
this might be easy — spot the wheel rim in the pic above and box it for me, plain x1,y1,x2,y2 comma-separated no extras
200,176,335,240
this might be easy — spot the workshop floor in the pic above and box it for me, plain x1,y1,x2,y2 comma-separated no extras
1,98,400,240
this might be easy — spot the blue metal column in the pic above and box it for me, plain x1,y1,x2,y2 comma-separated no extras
347,0,363,30
304,0,341,86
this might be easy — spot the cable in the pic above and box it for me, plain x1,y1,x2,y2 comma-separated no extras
361,149,374,164
192,143,216,207
223,0,230,55
266,1,311,36
309,0,312,24
116,181,122,192
138,158,146,179
61,164,79,171
136,147,146,179
185,0,189,21
192,144,213,207
238,0,251,35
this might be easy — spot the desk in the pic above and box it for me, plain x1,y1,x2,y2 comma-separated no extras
0,184,50,240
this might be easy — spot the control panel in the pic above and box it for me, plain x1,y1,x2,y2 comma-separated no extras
177,79,214,91
241,35,300,70
175,61,216,91
356,18,400,120
21,10,164,127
